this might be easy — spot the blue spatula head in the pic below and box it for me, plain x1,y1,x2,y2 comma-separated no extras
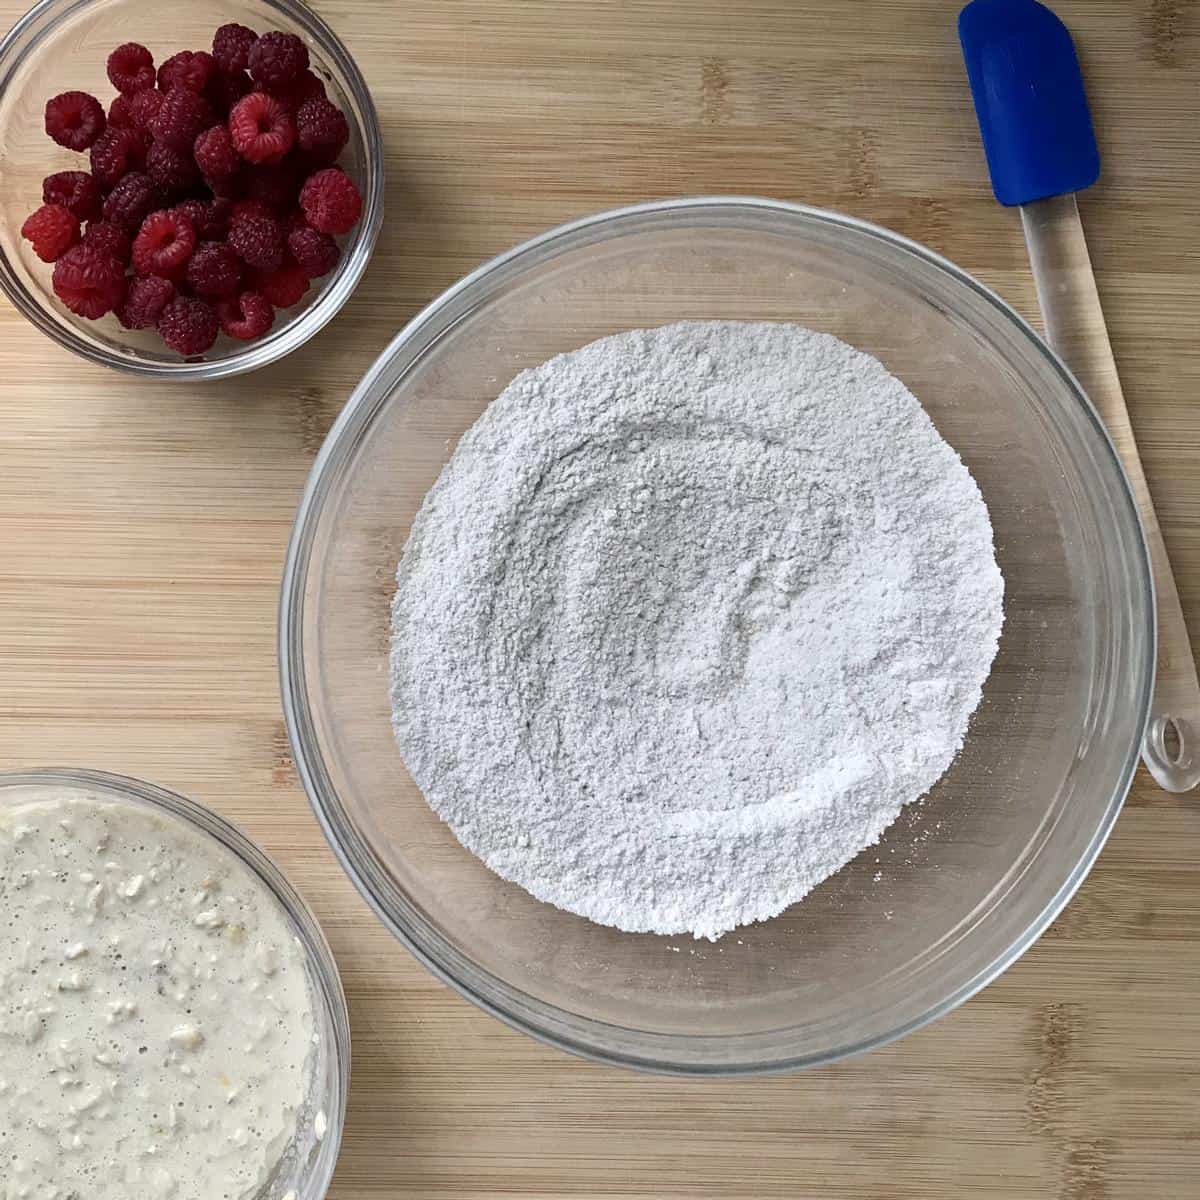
958,0,1100,206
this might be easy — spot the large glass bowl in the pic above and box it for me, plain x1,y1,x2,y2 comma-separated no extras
280,198,1153,1074
0,767,349,1196
0,0,383,378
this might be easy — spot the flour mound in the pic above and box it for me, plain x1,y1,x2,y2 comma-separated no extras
389,321,1004,940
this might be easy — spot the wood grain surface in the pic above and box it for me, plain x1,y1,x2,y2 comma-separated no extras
1,1,1198,1196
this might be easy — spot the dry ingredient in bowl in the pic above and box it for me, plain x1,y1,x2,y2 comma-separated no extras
0,792,315,1199
390,321,1005,940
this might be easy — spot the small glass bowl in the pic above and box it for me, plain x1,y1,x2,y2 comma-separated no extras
0,0,383,378
280,197,1153,1075
0,767,350,1198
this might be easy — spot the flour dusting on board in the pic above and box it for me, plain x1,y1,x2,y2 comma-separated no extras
389,321,1004,939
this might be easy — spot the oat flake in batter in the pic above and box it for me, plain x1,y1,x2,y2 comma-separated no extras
390,321,1005,940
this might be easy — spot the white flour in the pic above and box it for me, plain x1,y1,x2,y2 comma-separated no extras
390,321,1004,940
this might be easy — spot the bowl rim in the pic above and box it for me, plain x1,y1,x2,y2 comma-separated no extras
279,194,1154,1075
0,765,351,1189
0,0,384,379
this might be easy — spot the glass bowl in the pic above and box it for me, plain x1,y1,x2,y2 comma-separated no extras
0,0,383,378
0,767,350,1195
280,197,1153,1075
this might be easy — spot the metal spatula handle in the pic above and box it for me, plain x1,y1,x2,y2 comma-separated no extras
1022,194,1200,793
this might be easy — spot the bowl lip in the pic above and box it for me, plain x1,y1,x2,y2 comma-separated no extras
0,0,384,380
0,765,351,1187
279,194,1154,1076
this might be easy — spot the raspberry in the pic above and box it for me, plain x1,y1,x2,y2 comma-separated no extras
52,243,126,319
132,208,196,278
158,50,216,94
246,161,299,211
45,91,106,151
212,23,258,74
216,290,274,339
149,87,212,151
102,172,160,232
186,240,242,297
21,204,79,262
90,125,146,187
271,69,326,115
158,295,219,354
107,43,155,94
230,198,274,225
82,220,132,264
248,31,308,89
193,124,240,180
116,274,175,329
146,140,199,197
296,97,348,165
171,199,230,241
286,224,338,278
250,262,308,308
299,168,361,235
42,171,102,221
127,88,165,132
228,212,284,270
207,69,252,116
228,92,295,164
108,94,133,128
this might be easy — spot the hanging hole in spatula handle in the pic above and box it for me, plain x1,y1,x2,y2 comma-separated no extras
1142,712,1200,793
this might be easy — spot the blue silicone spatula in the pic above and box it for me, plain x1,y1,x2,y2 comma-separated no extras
960,0,1199,793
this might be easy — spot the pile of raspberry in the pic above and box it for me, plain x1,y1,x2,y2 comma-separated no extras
22,25,363,357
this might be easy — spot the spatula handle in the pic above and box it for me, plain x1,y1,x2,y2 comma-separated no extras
1021,193,1200,793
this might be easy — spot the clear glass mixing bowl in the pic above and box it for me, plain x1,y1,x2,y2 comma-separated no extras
280,198,1154,1074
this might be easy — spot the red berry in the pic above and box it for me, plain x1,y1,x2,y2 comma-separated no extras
186,240,242,297
127,88,165,132
207,69,253,116
286,224,339,278
216,289,274,339
146,139,200,198
245,161,300,211
271,69,326,115
45,91,106,151
52,243,126,318
248,31,308,89
212,23,258,74
116,274,175,329
21,203,80,262
149,88,213,151
107,43,155,94
229,198,273,225
102,172,160,232
132,208,196,279
90,125,146,187
295,97,348,165
108,94,134,128
82,220,132,264
228,91,295,164
170,198,231,240
228,212,284,270
250,261,308,308
299,168,361,235
42,171,102,221
158,295,219,354
193,124,240,180
158,49,216,94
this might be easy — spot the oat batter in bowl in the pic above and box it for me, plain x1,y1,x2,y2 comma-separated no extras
0,779,335,1200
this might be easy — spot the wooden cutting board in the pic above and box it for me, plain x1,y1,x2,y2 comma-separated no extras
1,1,1197,1195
